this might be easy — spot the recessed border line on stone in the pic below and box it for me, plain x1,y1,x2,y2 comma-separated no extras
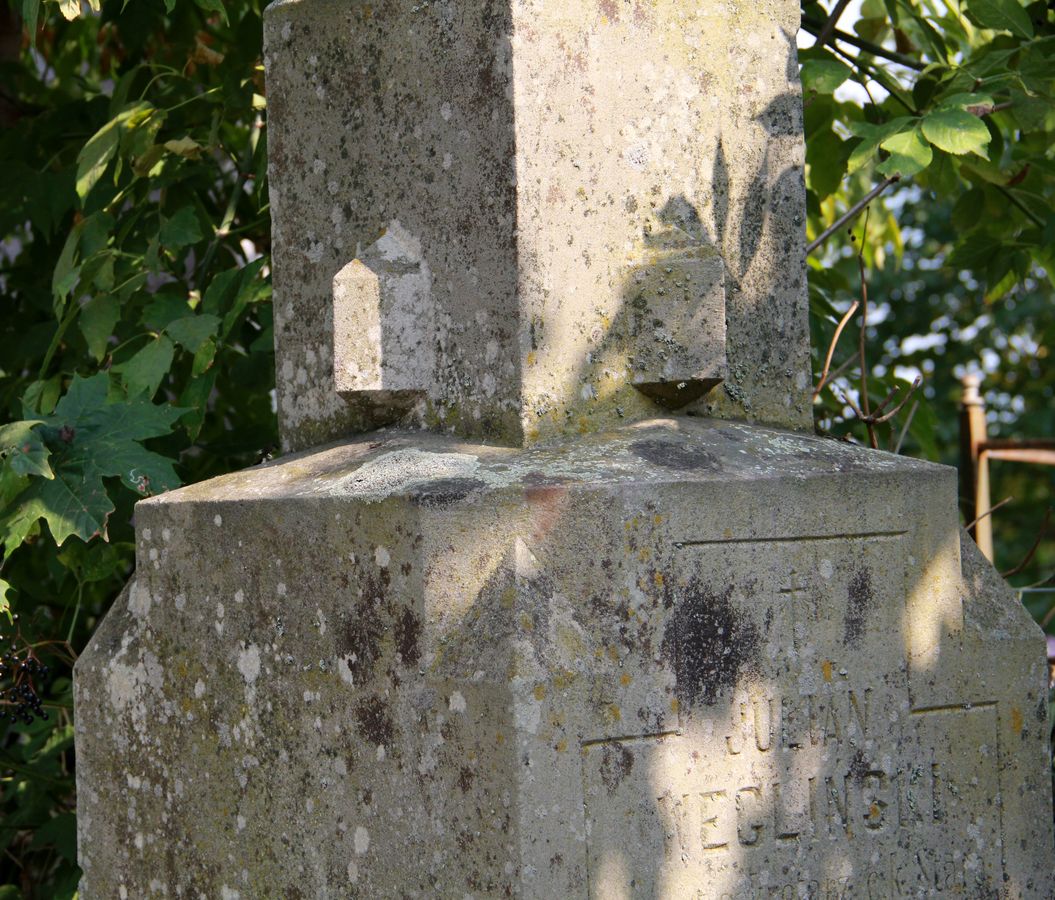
674,530,908,548
909,701,997,715
580,729,682,749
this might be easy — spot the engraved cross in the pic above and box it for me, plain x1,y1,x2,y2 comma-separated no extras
778,569,813,650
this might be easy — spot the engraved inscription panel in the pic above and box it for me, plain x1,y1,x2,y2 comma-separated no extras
581,535,1004,898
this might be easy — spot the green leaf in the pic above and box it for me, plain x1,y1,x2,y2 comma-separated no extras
22,378,61,417
921,109,991,157
934,92,997,112
79,295,121,362
3,375,183,546
952,188,986,230
179,370,218,440
878,127,934,177
966,0,1034,39
847,117,916,173
21,0,39,41
143,293,193,331
163,136,203,159
160,207,204,250
166,314,221,352
192,338,218,376
801,59,853,95
113,336,175,399
75,119,121,201
51,221,83,313
75,104,153,201
948,230,1001,269
0,421,52,479
807,128,849,200
29,814,77,864
0,578,11,620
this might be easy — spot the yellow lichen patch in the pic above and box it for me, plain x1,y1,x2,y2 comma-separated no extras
558,625,584,656
526,351,537,366
496,732,505,746
654,514,663,525
653,572,664,587
670,697,679,714
606,646,620,662
604,704,622,724
821,660,833,683
554,670,576,689
533,684,547,701
638,547,651,562
500,586,516,609
519,613,534,632
555,739,567,753
620,673,632,687
1011,706,1023,734
181,698,193,714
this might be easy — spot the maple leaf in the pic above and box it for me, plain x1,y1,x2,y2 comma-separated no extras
1,374,183,549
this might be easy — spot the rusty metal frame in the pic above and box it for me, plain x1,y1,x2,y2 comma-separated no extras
960,375,1055,562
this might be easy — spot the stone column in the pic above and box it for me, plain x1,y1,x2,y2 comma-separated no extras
74,2,1054,897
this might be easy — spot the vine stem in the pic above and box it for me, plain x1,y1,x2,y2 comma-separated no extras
813,0,855,51
806,176,900,255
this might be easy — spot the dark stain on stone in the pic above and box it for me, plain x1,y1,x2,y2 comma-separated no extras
395,606,422,667
410,477,487,506
355,695,395,746
845,568,873,647
848,748,870,783
663,580,759,708
630,439,721,472
343,612,384,681
339,570,389,680
599,743,634,792
458,765,474,793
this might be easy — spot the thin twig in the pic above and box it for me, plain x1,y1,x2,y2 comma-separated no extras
965,496,1013,531
806,176,900,255
801,15,927,70
827,41,918,114
1039,597,1055,629
855,215,876,448
813,0,854,50
1002,508,1053,579
832,383,864,419
995,184,1045,228
870,383,903,418
824,354,859,386
892,399,918,454
870,376,922,424
814,300,859,400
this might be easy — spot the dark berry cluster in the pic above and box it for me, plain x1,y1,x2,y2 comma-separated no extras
0,621,50,725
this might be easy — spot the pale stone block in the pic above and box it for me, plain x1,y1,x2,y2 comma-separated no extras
265,0,811,450
332,222,435,396
74,421,1055,897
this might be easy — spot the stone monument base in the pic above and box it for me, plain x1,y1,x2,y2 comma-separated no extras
75,418,1053,898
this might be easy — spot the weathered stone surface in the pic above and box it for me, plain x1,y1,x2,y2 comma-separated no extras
265,0,811,451
74,420,1054,898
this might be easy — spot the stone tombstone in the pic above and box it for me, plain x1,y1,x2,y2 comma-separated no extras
73,1,1053,898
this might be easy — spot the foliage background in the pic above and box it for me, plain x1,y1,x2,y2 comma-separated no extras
0,0,1050,895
